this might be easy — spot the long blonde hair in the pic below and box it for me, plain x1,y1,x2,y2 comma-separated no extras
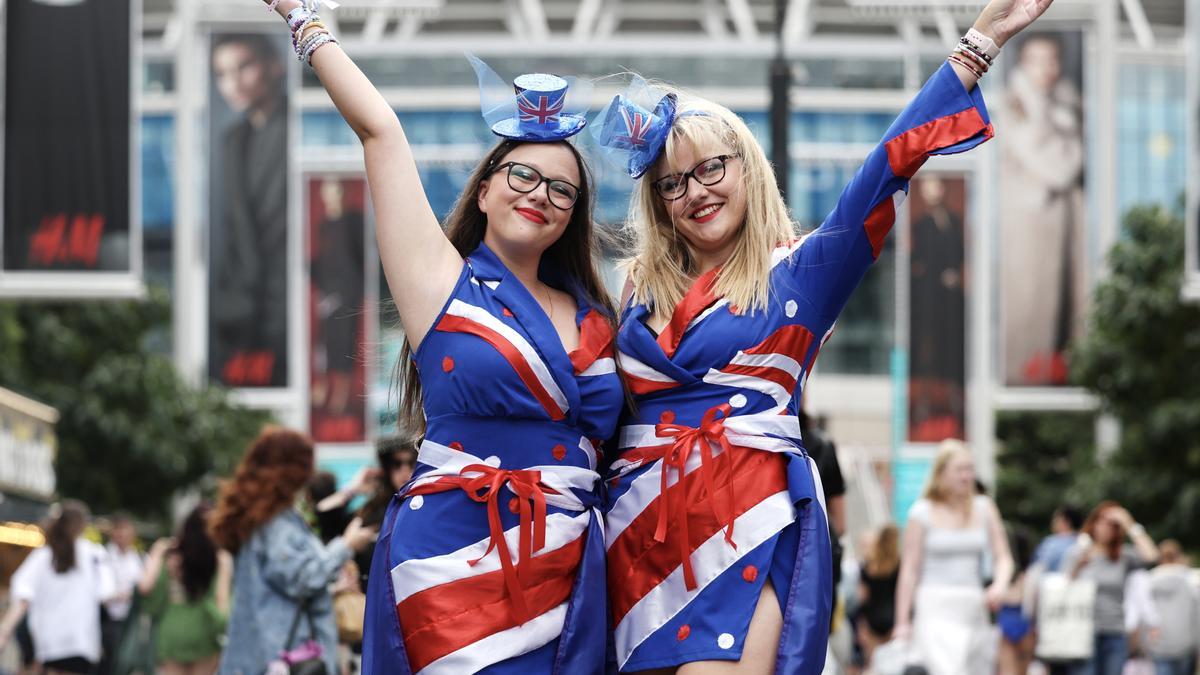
622,88,796,315
920,439,974,504
866,523,901,577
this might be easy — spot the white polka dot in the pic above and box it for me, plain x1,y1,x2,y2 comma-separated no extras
729,394,748,408
718,633,735,649
409,495,424,510
484,455,501,467
785,299,798,318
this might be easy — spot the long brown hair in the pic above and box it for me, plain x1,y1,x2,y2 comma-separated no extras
866,523,901,577
209,427,315,554
46,500,89,574
1081,500,1126,562
397,139,618,435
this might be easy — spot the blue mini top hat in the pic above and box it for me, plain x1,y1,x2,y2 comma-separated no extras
590,76,679,179
468,55,591,142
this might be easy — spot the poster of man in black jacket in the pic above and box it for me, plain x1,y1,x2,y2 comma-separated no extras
207,32,289,388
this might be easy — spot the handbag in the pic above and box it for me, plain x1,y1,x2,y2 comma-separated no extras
1035,572,1096,661
333,589,366,644
266,598,329,675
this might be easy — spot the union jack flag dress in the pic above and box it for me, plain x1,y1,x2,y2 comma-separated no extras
605,62,993,673
362,243,624,674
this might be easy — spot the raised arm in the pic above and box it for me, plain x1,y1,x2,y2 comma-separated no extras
267,1,463,348
792,0,1054,324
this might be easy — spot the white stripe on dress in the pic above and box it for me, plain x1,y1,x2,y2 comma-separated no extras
445,299,569,415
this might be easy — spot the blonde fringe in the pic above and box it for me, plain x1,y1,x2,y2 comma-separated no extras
621,87,797,316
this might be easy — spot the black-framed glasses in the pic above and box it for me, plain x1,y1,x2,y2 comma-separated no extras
490,161,580,210
652,154,741,201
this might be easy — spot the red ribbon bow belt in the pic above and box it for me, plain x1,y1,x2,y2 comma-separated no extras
405,464,561,624
634,404,739,590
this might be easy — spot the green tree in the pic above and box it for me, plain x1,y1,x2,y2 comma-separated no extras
995,410,1097,537
1071,205,1200,547
0,288,270,518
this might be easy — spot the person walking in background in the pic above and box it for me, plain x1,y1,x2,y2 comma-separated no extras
856,524,900,673
893,440,1014,675
209,427,376,675
0,500,116,675
1146,540,1198,675
100,514,144,675
996,528,1037,675
1036,504,1085,573
138,503,233,675
1061,501,1159,675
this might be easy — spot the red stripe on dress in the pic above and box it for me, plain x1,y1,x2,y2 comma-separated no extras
569,310,615,374
625,373,680,395
657,266,722,358
607,448,789,625
863,196,897,260
436,314,566,420
884,108,992,178
718,363,798,394
398,535,585,672
743,324,816,362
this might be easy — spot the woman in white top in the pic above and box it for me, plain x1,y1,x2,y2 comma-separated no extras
893,440,1014,675
0,500,116,675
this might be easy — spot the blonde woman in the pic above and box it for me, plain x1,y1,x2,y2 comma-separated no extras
892,441,1013,675
596,1,1050,672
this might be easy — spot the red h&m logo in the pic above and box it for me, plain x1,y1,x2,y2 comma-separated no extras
28,213,105,268
222,351,277,387
517,92,564,124
617,107,650,147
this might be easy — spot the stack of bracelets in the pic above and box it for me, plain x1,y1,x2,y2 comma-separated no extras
949,27,1001,78
269,1,338,67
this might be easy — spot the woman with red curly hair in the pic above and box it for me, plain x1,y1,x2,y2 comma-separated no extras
1062,501,1160,675
209,427,375,674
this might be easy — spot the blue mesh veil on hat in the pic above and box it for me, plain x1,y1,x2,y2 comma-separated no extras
589,76,679,179
467,54,593,142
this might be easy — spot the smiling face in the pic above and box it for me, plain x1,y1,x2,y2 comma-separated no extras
653,137,747,270
477,142,581,263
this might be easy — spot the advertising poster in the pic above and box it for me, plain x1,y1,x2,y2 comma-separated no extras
908,176,967,442
997,30,1087,386
307,175,368,443
3,0,132,274
207,31,291,388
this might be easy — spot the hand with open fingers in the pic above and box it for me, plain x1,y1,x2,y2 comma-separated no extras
975,0,1057,46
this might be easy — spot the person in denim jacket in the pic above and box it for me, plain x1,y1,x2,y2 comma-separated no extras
210,427,376,675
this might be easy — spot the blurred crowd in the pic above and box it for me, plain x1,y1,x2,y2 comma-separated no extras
0,427,413,675
832,441,1200,675
0,428,1196,675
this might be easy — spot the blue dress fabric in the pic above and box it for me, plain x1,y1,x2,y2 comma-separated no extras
604,62,992,674
362,243,623,675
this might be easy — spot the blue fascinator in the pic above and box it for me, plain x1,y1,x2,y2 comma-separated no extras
590,76,678,179
467,54,592,142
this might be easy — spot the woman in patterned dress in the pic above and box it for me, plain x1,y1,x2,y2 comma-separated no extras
260,2,625,672
595,1,1055,672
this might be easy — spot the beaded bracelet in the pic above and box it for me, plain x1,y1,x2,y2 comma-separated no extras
948,53,984,79
301,31,337,66
957,39,994,68
266,0,283,13
292,17,325,52
954,44,990,73
287,6,313,33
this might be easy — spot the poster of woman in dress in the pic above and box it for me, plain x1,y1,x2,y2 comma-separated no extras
998,30,1087,387
908,176,967,442
307,175,368,443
